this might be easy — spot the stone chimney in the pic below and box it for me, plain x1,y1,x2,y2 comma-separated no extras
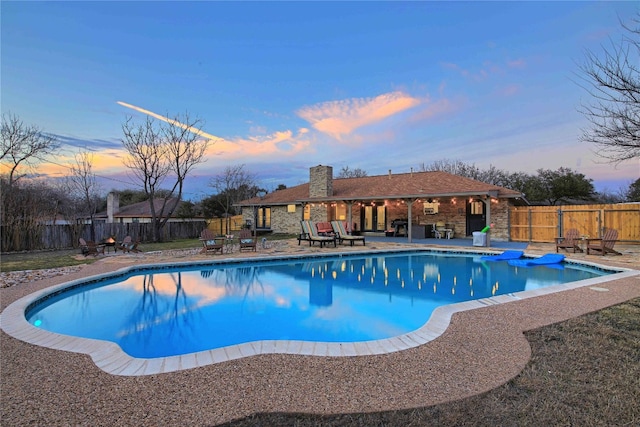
309,165,333,198
107,192,120,223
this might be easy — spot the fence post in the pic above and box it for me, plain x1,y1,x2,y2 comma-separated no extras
597,209,603,238
528,208,532,242
557,209,563,238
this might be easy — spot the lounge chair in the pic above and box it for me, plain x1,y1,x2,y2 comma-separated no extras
200,229,224,254
555,228,583,253
79,238,105,257
480,250,523,261
238,229,257,252
586,228,621,256
508,253,565,267
299,220,336,248
330,221,365,246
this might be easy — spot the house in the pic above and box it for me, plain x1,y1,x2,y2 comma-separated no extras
94,192,204,224
237,165,525,242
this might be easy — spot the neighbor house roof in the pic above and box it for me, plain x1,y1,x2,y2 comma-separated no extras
95,198,203,219
238,171,523,206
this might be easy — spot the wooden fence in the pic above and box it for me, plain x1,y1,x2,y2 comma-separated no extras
206,215,245,236
1,221,208,252
510,203,640,243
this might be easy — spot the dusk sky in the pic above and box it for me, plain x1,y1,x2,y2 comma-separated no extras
2,1,639,201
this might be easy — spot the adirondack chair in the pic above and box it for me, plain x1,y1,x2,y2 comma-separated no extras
238,229,257,252
555,228,583,253
200,229,224,254
121,240,141,253
116,236,140,253
586,228,621,256
79,238,105,257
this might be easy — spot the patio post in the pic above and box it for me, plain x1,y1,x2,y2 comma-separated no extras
407,199,413,243
485,198,491,247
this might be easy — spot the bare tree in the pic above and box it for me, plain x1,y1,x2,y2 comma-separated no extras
577,14,640,162
66,151,102,241
121,113,211,242
1,112,59,185
418,159,511,186
207,164,258,231
0,178,66,251
336,165,368,178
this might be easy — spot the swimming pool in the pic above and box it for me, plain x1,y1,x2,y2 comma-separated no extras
2,249,632,375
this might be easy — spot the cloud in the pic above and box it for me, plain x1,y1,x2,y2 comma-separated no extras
50,134,122,151
507,59,526,69
117,101,314,162
296,91,421,139
205,128,312,160
496,84,521,97
117,101,223,142
442,57,526,82
408,97,464,123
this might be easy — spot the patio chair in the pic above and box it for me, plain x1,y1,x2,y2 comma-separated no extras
118,236,132,252
331,221,365,246
586,228,621,256
200,229,224,254
238,229,257,252
299,220,336,248
555,228,583,253
434,221,447,239
120,236,141,253
78,238,90,256
315,222,335,236
79,238,105,257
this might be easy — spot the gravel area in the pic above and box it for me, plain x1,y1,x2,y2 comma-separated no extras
1,240,639,426
0,266,84,288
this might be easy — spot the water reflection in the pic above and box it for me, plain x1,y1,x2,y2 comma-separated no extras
27,252,606,358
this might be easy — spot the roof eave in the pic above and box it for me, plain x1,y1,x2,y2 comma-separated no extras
295,191,522,203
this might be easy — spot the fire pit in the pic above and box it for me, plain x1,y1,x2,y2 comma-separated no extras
103,237,116,253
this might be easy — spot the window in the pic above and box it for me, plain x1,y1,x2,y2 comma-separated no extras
334,203,347,221
257,207,271,228
287,204,296,213
470,201,484,215
303,204,310,220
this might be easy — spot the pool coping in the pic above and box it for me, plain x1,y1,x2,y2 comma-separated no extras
1,247,637,376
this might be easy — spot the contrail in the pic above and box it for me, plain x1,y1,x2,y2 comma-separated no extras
117,101,222,141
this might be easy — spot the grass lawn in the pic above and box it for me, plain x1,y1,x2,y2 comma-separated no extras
1,240,201,272
0,234,296,272
221,298,640,426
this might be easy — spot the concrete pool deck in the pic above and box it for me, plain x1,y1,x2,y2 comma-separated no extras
1,239,639,425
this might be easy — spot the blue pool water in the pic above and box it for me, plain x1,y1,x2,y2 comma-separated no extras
26,251,611,358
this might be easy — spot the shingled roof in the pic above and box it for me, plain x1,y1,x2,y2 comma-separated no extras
238,170,523,206
95,198,204,219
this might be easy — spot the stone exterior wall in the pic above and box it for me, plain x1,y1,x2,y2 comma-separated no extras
486,199,510,240
361,198,512,239
243,199,513,239
309,204,330,224
271,205,303,234
309,165,333,198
